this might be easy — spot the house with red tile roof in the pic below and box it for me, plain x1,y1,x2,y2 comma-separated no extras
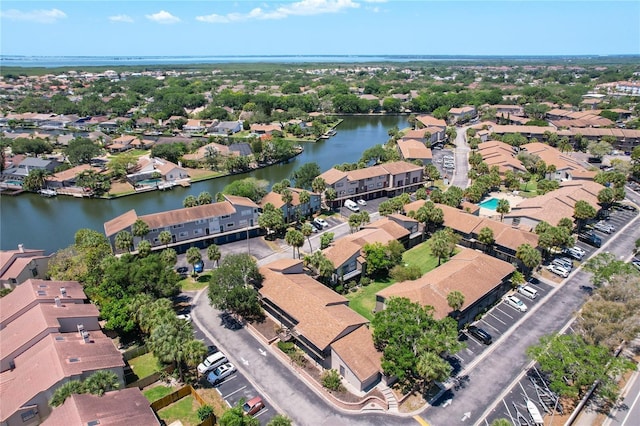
0,331,125,426
258,260,381,391
376,248,515,327
42,388,159,426
0,247,51,288
104,195,260,253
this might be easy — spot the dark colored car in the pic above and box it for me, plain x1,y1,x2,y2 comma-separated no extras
578,232,602,248
243,396,265,416
176,266,188,275
467,325,492,345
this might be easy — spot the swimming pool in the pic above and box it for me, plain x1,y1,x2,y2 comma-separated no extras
2,180,23,186
136,178,162,186
478,197,499,210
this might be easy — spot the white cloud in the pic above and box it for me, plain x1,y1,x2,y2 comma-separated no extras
196,0,359,24
0,8,66,24
362,0,387,3
109,14,134,23
145,10,180,24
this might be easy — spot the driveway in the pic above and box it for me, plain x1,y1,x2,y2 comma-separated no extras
450,125,470,189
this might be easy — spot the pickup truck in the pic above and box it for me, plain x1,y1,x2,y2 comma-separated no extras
578,232,602,248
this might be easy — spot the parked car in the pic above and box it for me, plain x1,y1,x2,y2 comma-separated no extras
344,199,360,212
563,247,584,260
314,217,329,228
194,260,204,273
311,220,323,231
578,232,602,248
207,362,236,385
467,325,492,345
548,264,570,278
243,396,265,416
593,222,614,234
357,199,367,206
504,295,528,312
632,260,640,271
176,313,191,322
552,257,573,271
197,352,228,375
570,246,586,256
176,266,188,275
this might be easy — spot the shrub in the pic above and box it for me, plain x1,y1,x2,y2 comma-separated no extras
197,405,214,421
389,264,422,282
321,369,344,392
359,277,372,286
335,285,344,294
277,341,295,354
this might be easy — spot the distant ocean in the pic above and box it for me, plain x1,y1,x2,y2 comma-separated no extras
0,54,611,68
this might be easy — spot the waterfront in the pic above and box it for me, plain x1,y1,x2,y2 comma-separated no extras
0,115,408,254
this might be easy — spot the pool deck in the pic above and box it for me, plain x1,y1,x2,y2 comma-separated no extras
478,191,525,219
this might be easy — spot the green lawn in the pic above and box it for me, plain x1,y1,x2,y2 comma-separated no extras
346,239,441,321
346,277,394,321
128,352,162,379
157,395,201,426
143,385,174,402
180,272,211,291
519,180,538,196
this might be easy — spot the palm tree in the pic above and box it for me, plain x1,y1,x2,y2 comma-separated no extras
137,240,152,257
186,247,202,275
161,248,178,266
50,380,85,407
159,230,172,248
496,199,510,222
183,339,208,377
82,370,120,396
416,351,452,392
348,213,363,233
285,229,304,258
301,223,314,253
447,290,465,312
573,200,596,232
298,190,311,217
431,230,452,266
197,191,213,205
115,230,133,253
281,189,293,223
516,243,542,277
132,219,150,241
477,227,495,253
311,177,326,195
183,195,198,208
207,244,221,267
22,168,49,192
148,317,194,382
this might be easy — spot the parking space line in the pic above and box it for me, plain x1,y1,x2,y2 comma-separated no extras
495,306,514,319
482,321,500,332
488,313,507,325
254,408,270,418
223,385,246,399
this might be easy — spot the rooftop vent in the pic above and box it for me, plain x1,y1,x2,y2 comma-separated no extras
37,291,46,296
60,287,67,297
18,243,24,252
77,324,85,335
68,357,80,363
54,296,61,307
55,336,65,341
82,331,91,343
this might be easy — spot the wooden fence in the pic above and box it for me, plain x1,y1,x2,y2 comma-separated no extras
126,365,174,389
150,385,215,426
122,344,149,361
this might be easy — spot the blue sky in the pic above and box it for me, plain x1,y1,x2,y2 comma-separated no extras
1,1,639,56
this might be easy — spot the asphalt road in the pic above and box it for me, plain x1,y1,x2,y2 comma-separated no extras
450,125,470,189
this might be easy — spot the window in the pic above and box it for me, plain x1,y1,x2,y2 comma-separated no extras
179,231,188,238
366,177,373,181
377,182,383,188
348,189,354,194
221,215,230,219
31,268,38,277
227,223,235,228
239,220,248,226
241,209,252,216
21,409,38,422
336,183,343,187
193,229,202,236
412,177,418,183
196,219,207,225
172,224,184,229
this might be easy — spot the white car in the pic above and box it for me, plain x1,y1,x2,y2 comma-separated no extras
357,199,367,206
207,362,236,385
314,217,329,228
571,246,586,256
197,352,227,374
504,295,528,312
176,313,191,322
548,264,570,278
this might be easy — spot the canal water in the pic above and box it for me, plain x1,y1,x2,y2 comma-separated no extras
1,115,408,254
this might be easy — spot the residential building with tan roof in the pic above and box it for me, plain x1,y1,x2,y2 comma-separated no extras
104,195,259,253
1,302,100,372
397,139,433,165
42,388,159,426
259,187,321,222
0,331,125,426
45,164,96,190
258,260,381,391
414,115,447,144
520,142,592,181
0,279,86,327
376,248,515,327
182,142,232,162
505,180,604,229
493,105,525,116
0,247,50,288
477,141,527,177
317,161,424,207
449,106,477,123
126,155,189,185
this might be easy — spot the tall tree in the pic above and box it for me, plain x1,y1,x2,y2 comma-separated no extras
298,190,311,217
208,254,263,320
430,229,457,266
516,243,542,276
207,244,221,267
311,176,327,195
477,227,495,253
22,169,49,192
496,199,510,222
158,230,172,248
197,191,213,205
132,219,150,242
115,230,133,253
186,247,202,274
285,229,305,258
301,223,314,253
292,162,321,189
281,189,293,223
446,290,465,312
573,200,597,232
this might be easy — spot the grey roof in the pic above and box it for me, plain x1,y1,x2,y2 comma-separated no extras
229,143,252,156
18,157,54,168
215,121,241,130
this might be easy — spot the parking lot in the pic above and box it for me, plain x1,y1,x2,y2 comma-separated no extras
431,147,456,181
192,321,276,425
453,278,554,369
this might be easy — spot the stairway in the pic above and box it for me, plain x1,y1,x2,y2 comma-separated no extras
380,385,399,412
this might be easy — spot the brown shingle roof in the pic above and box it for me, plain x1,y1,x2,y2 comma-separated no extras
141,202,237,230
42,388,159,426
104,209,138,237
224,194,259,209
318,168,347,185
331,326,381,382
377,248,514,319
363,218,410,240
259,267,368,350
397,139,433,161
